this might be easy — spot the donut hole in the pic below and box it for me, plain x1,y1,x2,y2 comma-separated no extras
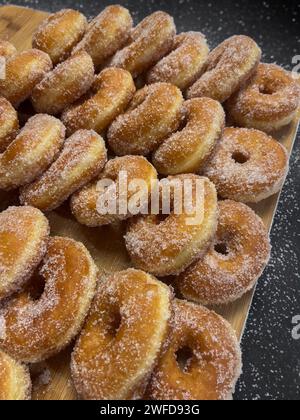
259,84,277,95
28,273,46,301
176,346,195,372
214,242,229,256
232,151,249,165
108,310,122,337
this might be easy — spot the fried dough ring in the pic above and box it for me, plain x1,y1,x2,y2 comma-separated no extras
0,41,17,59
0,97,19,153
71,269,171,400
0,350,31,400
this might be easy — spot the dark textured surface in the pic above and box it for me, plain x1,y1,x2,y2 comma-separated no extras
1,0,299,401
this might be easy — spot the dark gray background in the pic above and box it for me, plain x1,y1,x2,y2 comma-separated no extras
1,0,299,401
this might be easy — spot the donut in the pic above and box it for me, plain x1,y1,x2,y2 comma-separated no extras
73,5,133,70
226,63,300,132
0,114,65,191
20,129,107,212
152,98,225,175
203,127,289,203
0,41,17,59
0,97,19,153
71,156,158,227
71,269,171,400
61,68,136,136
0,49,52,108
146,299,242,400
0,350,31,400
109,11,176,78
108,83,183,156
31,51,94,115
176,200,271,305
187,35,261,103
0,236,98,363
147,32,209,90
32,9,88,65
125,175,218,277
0,206,49,302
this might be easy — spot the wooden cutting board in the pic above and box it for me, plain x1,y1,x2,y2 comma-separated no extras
0,4,299,400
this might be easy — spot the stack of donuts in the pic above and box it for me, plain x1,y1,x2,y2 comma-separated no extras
0,4,299,401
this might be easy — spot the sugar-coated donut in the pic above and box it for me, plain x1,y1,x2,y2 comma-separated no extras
226,63,300,132
20,129,107,212
0,41,17,59
176,200,271,305
109,11,176,78
61,68,136,136
0,350,31,400
32,9,88,65
187,35,261,103
71,155,158,227
147,32,209,90
203,127,289,203
0,114,65,191
0,236,98,363
0,97,19,153
146,299,242,400
71,269,171,400
152,98,225,175
0,49,52,108
0,206,49,302
31,51,94,115
108,83,183,156
73,5,133,70
125,175,218,277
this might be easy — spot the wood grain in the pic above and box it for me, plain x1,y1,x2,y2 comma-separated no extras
0,5,299,400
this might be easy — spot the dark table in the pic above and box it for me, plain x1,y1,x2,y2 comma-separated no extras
1,0,299,401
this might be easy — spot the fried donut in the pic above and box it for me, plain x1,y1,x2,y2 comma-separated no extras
61,68,136,136
176,200,271,306
0,41,17,59
146,299,242,400
0,236,98,363
0,49,52,108
152,98,225,175
226,63,300,132
31,51,94,115
0,350,31,400
71,269,171,400
108,83,183,156
0,97,19,153
203,127,289,203
71,156,157,227
187,35,261,103
147,32,209,90
109,11,176,78
0,206,49,302
20,129,107,212
125,175,218,277
0,114,65,191
32,9,88,65
73,5,133,71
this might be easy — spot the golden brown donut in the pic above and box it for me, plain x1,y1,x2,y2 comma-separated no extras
61,68,136,136
71,155,158,227
152,98,225,175
73,5,133,70
0,236,98,363
187,35,261,103
0,114,65,191
147,32,209,90
0,350,31,400
71,269,171,400
0,40,17,59
20,129,107,212
31,51,94,115
108,83,183,156
32,9,88,65
0,49,52,108
203,127,289,203
125,175,218,277
226,63,300,132
146,299,242,400
176,200,271,305
0,206,49,302
109,11,176,78
0,97,19,153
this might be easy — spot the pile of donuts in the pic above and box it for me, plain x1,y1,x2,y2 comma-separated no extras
0,5,299,401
